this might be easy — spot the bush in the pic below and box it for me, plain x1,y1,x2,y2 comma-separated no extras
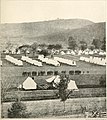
8,101,30,118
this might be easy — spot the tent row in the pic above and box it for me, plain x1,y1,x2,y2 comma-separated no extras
5,55,23,66
21,56,42,66
60,50,76,55
54,57,76,66
80,56,106,66
18,76,78,91
38,55,60,66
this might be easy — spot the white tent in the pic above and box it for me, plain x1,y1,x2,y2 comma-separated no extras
71,50,76,55
17,50,21,54
84,57,89,62
80,56,85,61
84,51,89,55
89,51,94,55
54,57,76,66
38,55,44,59
89,56,93,63
78,50,83,55
99,51,105,55
5,55,23,66
46,76,56,83
54,75,60,84
4,49,9,53
0,60,2,66
60,51,65,55
92,57,96,64
99,58,106,66
80,55,106,66
38,57,60,66
93,50,98,54
66,51,71,54
67,80,79,91
17,84,22,89
22,77,37,90
21,56,42,66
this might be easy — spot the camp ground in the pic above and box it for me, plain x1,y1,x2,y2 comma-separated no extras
0,11,106,118
1,53,106,102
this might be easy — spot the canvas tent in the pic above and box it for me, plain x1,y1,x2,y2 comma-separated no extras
22,77,37,90
67,80,79,91
71,50,76,55
60,51,65,55
0,60,2,66
46,75,61,84
80,56,106,66
78,50,83,55
54,57,76,66
46,76,56,83
38,56,60,66
54,75,60,84
17,84,22,89
89,51,94,55
21,56,42,66
5,55,23,66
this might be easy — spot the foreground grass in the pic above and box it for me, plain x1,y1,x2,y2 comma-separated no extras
2,97,106,118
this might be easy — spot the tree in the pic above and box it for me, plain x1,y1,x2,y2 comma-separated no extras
68,36,77,50
79,41,87,51
47,44,55,50
8,101,30,118
38,43,47,49
48,44,62,50
5,41,13,50
31,42,38,56
57,74,73,112
54,44,62,50
89,45,95,51
18,45,31,56
92,38,101,49
101,37,106,51
38,49,50,57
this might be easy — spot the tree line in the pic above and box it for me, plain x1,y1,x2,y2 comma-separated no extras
68,36,106,51
4,36,106,56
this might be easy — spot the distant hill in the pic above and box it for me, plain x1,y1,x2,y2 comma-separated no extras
0,19,93,37
0,19,105,50
35,22,106,48
0,19,93,50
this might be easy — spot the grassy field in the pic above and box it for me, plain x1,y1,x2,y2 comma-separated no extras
1,54,106,102
2,87,106,102
1,54,106,118
1,97,106,118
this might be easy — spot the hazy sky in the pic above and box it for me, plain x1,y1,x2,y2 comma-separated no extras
1,0,106,24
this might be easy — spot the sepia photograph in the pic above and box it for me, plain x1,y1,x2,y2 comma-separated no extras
0,0,106,118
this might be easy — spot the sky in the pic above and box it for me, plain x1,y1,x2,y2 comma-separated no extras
1,0,106,24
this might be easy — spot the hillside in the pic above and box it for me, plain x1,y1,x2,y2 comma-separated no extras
0,19,93,37
0,19,93,50
35,22,106,48
0,19,106,50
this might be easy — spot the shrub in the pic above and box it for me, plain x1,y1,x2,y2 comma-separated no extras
8,101,30,118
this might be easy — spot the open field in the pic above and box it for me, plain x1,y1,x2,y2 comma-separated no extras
2,87,106,102
1,97,106,118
